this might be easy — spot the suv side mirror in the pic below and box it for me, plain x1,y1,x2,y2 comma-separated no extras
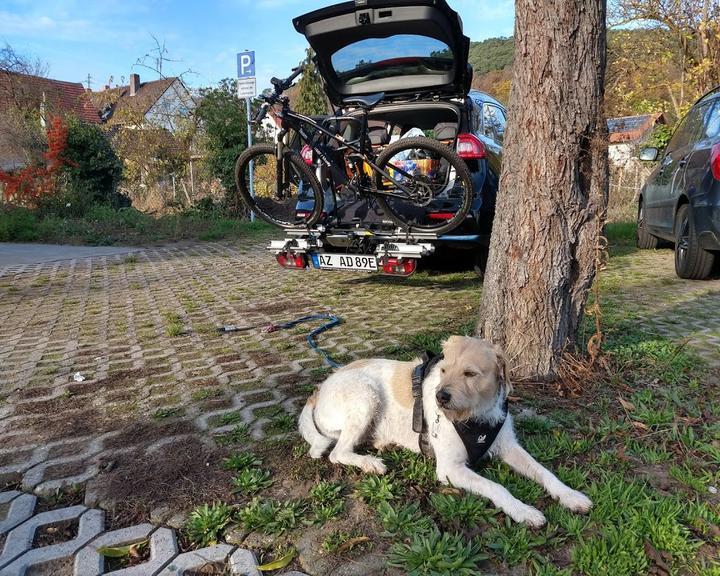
639,147,659,162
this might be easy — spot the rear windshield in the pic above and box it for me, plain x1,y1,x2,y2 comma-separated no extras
331,35,453,85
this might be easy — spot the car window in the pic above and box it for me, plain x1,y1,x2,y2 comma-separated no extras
666,104,707,153
482,104,506,144
702,101,720,140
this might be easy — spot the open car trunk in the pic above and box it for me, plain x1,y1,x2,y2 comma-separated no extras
293,0,471,105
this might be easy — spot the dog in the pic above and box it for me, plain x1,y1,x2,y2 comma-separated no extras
299,335,592,526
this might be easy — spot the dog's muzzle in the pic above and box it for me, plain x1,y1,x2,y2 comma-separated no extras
436,388,451,407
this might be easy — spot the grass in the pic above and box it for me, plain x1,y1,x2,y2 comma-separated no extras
0,203,274,246
184,503,233,548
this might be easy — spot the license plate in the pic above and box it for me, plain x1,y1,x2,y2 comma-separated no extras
317,253,377,272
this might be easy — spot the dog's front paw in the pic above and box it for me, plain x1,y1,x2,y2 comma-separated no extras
509,505,547,528
361,456,387,475
559,489,593,513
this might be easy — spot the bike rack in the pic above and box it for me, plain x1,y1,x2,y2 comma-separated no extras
267,226,436,261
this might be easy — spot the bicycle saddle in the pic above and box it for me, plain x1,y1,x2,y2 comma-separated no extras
343,92,385,109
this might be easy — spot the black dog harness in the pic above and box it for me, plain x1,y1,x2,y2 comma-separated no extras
411,351,509,467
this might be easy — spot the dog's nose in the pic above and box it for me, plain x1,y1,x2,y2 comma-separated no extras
436,389,451,406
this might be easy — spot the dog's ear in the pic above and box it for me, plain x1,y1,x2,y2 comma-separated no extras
442,335,465,356
492,343,512,395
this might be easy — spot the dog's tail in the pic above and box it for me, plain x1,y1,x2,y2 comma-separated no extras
299,391,332,458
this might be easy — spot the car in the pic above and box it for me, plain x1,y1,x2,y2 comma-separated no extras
637,87,720,279
267,0,505,277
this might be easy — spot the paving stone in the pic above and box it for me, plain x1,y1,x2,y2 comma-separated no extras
229,548,261,576
159,543,235,575
0,492,36,536
0,508,104,576
102,527,178,576
74,523,155,576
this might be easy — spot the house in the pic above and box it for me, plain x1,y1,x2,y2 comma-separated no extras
0,71,100,171
607,112,666,166
94,73,195,131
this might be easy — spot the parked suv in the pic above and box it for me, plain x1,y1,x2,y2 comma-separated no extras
637,87,720,279
267,0,506,276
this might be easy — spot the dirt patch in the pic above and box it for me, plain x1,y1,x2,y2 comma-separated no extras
216,354,245,364
42,461,87,482
248,352,278,367
104,419,197,450
34,488,84,514
0,449,34,468
32,519,78,547
66,382,99,396
47,442,88,460
89,436,233,517
31,405,124,442
16,387,53,400
98,367,166,388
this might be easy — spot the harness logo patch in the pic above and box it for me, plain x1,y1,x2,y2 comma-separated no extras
477,434,487,444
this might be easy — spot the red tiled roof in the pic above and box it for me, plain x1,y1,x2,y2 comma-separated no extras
0,71,100,124
92,77,176,124
607,112,665,144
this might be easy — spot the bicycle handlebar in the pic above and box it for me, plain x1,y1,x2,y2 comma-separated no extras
251,66,303,124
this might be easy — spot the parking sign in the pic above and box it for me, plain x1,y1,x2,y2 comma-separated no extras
237,51,255,78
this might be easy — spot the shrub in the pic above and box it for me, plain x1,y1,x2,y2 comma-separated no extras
53,118,125,215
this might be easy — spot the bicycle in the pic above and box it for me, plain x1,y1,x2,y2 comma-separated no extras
234,67,473,234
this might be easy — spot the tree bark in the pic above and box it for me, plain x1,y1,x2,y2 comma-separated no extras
477,0,609,380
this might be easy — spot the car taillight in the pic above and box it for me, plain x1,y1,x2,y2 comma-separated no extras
428,212,455,220
456,133,486,159
301,145,314,165
712,143,720,181
380,257,417,276
276,252,307,269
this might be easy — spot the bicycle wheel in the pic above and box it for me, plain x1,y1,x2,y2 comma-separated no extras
235,143,324,228
374,136,473,234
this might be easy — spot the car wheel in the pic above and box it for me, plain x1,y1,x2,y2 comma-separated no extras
636,200,658,249
674,204,715,280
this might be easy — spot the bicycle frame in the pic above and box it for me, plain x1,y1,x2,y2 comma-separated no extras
273,101,424,201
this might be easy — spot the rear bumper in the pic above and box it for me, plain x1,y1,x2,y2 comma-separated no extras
692,191,720,251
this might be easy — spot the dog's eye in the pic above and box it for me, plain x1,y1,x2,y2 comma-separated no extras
464,370,478,378
440,367,446,374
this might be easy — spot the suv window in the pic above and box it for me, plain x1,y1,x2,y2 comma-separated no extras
666,104,708,153
702,101,720,140
482,104,506,144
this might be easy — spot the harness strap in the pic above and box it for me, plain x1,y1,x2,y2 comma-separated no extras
412,352,443,458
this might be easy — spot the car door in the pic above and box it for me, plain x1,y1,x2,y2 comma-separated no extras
682,100,720,206
476,102,505,176
653,104,706,232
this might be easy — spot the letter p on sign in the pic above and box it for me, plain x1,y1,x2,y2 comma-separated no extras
237,51,255,78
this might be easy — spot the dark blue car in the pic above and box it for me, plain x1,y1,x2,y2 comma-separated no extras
638,87,720,279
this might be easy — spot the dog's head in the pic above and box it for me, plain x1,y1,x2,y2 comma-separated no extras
434,336,510,421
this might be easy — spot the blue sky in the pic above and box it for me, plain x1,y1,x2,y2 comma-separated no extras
0,0,514,92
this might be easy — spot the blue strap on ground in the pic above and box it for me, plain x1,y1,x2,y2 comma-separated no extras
271,314,343,368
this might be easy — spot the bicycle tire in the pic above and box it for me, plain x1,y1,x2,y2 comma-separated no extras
235,143,324,229
373,136,473,234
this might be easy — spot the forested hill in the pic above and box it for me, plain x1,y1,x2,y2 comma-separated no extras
468,30,688,122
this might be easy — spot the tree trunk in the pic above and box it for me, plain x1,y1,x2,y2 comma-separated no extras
477,0,609,380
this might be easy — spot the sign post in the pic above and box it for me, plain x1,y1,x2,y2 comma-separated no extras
237,51,257,222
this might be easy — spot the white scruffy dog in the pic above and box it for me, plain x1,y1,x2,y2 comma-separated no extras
299,335,592,526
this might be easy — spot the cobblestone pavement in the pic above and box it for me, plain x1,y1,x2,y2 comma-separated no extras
601,245,720,367
0,238,718,574
0,488,305,575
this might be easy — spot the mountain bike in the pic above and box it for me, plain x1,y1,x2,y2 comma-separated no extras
234,67,473,234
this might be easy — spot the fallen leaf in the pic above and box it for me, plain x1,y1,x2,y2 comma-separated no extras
632,420,649,430
618,396,635,412
257,548,296,571
97,540,148,559
336,536,370,554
